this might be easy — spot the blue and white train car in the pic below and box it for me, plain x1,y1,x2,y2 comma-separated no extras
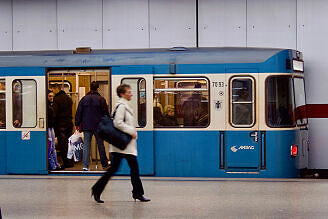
0,47,307,177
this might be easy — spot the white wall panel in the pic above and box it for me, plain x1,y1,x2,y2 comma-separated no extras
0,0,12,51
308,119,328,169
297,0,328,169
57,0,102,50
198,0,246,47
13,0,57,51
247,0,296,49
103,0,149,49
149,0,196,48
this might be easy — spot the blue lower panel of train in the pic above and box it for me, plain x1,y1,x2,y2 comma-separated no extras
116,130,299,178
0,130,300,177
1,131,47,174
0,131,6,174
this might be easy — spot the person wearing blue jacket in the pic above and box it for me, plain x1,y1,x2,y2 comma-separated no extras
75,81,109,171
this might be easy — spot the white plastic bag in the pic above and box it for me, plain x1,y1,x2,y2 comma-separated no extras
67,130,84,162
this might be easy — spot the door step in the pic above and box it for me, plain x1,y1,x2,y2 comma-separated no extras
226,171,260,174
49,170,106,174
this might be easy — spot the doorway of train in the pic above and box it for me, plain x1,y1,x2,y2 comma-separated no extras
224,73,261,172
47,68,110,173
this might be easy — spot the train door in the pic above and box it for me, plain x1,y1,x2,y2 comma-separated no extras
225,74,260,171
4,68,47,174
111,67,154,175
48,69,110,172
0,77,6,174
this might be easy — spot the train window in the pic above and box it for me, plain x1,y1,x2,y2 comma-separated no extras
294,77,307,125
12,80,37,128
230,77,255,127
121,78,146,127
0,79,5,129
266,76,295,127
153,78,209,128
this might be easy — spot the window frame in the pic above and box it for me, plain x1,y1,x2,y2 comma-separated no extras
229,76,256,128
0,78,6,129
121,77,147,128
293,76,308,126
265,75,296,128
12,79,37,128
153,76,211,128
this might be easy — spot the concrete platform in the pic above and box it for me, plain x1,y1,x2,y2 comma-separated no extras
0,176,328,218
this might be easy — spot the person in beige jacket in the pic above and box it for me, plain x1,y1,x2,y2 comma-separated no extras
91,84,150,203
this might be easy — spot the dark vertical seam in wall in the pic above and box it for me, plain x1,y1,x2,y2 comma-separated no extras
148,0,150,48
56,0,59,49
295,0,298,50
245,0,248,48
102,0,104,49
196,0,199,47
11,0,13,50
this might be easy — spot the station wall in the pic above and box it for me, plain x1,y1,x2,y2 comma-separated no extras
0,0,327,169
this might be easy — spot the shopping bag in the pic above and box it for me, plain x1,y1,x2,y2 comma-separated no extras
67,130,84,162
48,140,56,170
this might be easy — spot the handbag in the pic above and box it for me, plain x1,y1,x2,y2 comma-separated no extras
96,104,132,150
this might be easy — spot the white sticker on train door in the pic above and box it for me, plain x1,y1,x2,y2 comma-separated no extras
22,131,31,140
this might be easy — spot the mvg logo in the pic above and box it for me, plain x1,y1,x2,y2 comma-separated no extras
231,145,255,152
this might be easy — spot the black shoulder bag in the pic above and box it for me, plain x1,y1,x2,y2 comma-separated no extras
96,104,132,150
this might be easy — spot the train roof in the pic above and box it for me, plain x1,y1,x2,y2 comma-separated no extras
0,47,293,67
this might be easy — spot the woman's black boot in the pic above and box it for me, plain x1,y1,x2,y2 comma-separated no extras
91,189,104,203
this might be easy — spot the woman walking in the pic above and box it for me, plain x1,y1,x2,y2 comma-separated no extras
91,84,150,203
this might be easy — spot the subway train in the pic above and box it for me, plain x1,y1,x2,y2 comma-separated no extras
0,47,307,177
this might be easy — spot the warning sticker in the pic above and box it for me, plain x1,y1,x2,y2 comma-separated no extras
22,131,31,140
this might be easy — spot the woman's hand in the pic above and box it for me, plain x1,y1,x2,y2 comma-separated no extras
132,132,138,139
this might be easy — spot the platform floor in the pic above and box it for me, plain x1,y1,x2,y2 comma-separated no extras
1,176,328,218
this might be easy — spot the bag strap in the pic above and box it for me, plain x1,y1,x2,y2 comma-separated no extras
112,104,121,118
112,104,126,122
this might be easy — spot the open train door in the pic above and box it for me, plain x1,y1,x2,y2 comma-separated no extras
225,73,260,172
3,67,47,174
111,66,154,175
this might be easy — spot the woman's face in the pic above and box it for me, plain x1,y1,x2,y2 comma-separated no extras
121,88,132,101
168,109,175,117
48,92,54,102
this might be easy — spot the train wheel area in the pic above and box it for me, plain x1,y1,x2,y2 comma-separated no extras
0,175,328,218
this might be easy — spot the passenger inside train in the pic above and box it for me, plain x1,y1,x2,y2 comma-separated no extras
0,80,5,128
12,80,22,128
160,105,177,126
51,83,74,169
153,79,209,127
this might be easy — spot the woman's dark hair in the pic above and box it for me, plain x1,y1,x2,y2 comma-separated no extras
90,81,99,91
116,84,131,97
48,90,53,94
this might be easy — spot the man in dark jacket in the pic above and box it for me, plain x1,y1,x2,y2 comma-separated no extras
52,83,74,169
75,81,109,171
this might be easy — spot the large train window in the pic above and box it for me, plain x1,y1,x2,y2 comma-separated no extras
266,76,295,127
294,77,307,125
121,78,146,127
0,79,5,129
230,77,255,127
12,80,37,128
153,77,209,128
